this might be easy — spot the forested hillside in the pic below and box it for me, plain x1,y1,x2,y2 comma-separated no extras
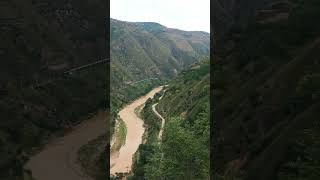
212,0,320,179
0,1,107,179
110,19,210,134
129,60,210,179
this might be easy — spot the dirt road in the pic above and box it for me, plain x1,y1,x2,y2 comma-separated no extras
152,89,166,140
25,110,107,180
110,86,163,176
152,103,166,140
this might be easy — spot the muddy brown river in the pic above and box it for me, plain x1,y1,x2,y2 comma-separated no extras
110,86,163,176
25,110,107,180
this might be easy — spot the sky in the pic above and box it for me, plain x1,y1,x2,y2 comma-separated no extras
111,0,210,33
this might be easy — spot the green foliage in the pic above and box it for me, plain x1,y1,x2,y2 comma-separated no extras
145,116,209,179
110,19,210,137
129,95,161,179
118,119,127,146
130,60,210,179
212,0,320,179
278,120,320,180
110,18,209,137
0,0,108,178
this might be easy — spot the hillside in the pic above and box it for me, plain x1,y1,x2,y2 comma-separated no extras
111,18,209,86
110,19,210,134
129,60,210,179
0,1,107,179
212,0,320,179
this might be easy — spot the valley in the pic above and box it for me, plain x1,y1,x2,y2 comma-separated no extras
0,0,210,179
110,19,210,179
110,18,210,137
110,59,210,179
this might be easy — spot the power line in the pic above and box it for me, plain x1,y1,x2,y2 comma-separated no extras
33,58,110,89
63,58,110,75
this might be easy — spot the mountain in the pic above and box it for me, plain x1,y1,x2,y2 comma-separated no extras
111,18,209,86
0,1,107,179
212,0,320,179
110,19,210,133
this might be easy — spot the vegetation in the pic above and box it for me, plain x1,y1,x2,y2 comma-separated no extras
110,19,210,138
118,119,127,147
111,118,127,153
77,134,107,179
212,0,320,179
0,0,108,179
129,60,210,179
278,121,320,180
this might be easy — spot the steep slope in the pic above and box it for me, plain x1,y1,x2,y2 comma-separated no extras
110,19,210,134
111,18,209,87
129,60,210,179
0,1,107,179
212,0,320,179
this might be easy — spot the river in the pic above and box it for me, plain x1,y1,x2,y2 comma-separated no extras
25,110,107,180
110,86,164,176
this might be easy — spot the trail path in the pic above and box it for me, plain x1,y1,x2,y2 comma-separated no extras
152,90,166,140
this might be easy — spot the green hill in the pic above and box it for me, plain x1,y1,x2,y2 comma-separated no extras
111,18,209,86
0,1,107,179
110,19,210,134
129,59,210,179
212,0,320,179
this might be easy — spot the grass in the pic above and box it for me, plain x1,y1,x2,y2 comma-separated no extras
134,104,144,119
118,119,127,146
111,118,127,153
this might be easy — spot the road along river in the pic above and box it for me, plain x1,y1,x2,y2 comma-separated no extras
25,110,107,180
152,88,166,141
110,86,164,176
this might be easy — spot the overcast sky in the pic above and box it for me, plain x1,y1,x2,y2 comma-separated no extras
111,0,210,33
